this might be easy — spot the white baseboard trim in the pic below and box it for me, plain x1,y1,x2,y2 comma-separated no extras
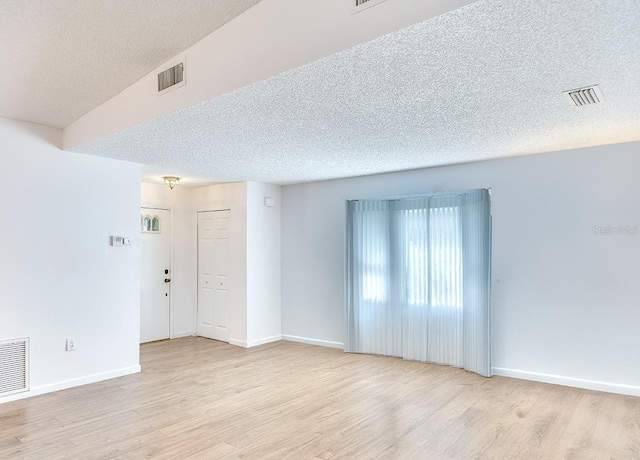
230,335,342,349
229,336,283,348
171,331,195,339
282,334,344,350
247,335,282,348
228,338,248,348
492,367,640,397
0,364,141,405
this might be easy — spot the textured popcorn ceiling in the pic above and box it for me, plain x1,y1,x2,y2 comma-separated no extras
0,0,262,128
72,0,640,186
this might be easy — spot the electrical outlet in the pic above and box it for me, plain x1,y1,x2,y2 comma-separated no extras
66,338,76,351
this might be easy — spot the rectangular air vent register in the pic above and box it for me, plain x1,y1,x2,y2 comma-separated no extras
563,84,604,107
0,337,29,397
157,58,186,95
353,0,388,14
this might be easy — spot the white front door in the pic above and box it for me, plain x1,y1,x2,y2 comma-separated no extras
197,210,230,342
140,208,171,343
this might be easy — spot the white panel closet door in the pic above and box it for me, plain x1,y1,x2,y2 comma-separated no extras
197,211,231,342
140,208,171,343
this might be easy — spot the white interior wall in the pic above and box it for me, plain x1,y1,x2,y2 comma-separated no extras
0,117,141,403
142,181,282,348
63,0,474,149
246,182,282,346
5,112,634,402
141,183,196,337
281,141,640,396
191,182,248,346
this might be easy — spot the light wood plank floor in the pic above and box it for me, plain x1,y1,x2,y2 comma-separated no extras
1,337,639,459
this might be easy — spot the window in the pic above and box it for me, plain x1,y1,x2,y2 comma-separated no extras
346,190,492,376
142,215,151,232
358,203,390,303
404,206,462,308
141,214,160,233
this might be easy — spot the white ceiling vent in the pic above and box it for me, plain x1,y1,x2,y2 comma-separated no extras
353,0,388,14
563,85,604,107
157,59,186,95
0,337,29,397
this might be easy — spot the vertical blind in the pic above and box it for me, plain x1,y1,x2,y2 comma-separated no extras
345,189,492,377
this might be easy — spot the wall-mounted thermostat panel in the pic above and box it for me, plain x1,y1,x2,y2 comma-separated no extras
111,236,132,246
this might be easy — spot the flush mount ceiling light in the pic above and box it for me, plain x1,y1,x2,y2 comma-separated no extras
162,176,180,190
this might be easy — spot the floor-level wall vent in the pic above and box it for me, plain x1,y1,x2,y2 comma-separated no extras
0,337,30,397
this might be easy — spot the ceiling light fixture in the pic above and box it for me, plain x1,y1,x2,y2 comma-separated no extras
163,176,181,190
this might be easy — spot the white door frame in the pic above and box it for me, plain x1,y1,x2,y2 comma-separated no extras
141,206,175,339
196,209,231,340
